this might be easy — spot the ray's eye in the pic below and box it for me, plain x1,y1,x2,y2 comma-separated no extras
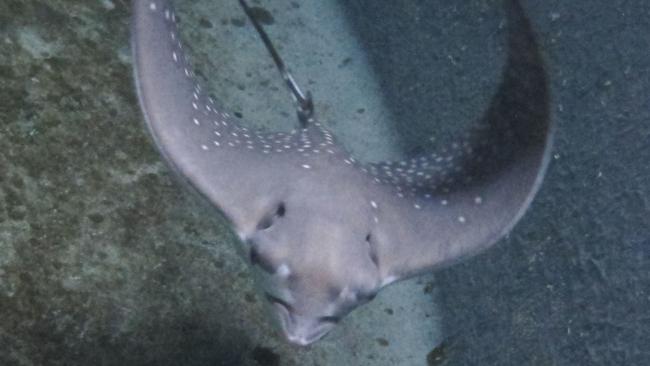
276,203,286,217
258,218,273,230
257,202,286,230
365,233,379,267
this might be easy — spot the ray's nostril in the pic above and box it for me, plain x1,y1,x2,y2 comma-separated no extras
264,292,293,312
318,315,340,324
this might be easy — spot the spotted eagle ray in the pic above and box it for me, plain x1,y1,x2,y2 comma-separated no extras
131,0,552,346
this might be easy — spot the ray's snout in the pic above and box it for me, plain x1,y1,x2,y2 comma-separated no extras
266,293,335,346
280,311,336,346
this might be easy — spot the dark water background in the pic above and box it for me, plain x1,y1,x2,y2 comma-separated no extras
0,0,648,365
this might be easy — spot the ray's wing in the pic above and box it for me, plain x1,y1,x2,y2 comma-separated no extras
368,0,553,279
131,0,328,234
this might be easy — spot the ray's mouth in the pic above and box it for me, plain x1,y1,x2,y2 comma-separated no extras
264,292,335,346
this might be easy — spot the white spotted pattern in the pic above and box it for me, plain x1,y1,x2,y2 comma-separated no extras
149,0,503,228
154,1,345,173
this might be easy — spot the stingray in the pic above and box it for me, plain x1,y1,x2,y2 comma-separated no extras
131,0,553,346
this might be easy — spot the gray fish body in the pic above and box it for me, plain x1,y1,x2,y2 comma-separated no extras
132,0,552,345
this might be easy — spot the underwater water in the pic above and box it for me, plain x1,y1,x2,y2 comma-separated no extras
1,0,649,365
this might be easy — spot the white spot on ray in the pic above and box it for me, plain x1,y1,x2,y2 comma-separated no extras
149,2,157,11
458,216,466,223
276,264,291,278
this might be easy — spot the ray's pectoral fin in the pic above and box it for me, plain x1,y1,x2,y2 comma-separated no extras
131,0,305,234
372,0,553,280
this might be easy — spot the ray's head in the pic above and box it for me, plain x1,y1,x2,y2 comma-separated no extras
241,183,384,346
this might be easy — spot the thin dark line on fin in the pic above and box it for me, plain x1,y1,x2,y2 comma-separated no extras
239,0,314,127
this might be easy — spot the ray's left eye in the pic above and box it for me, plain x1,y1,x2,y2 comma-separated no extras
257,202,286,230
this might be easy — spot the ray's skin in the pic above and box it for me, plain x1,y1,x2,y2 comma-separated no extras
131,0,552,346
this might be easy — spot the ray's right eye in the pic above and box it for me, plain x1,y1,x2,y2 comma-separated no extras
276,203,286,217
365,233,379,267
